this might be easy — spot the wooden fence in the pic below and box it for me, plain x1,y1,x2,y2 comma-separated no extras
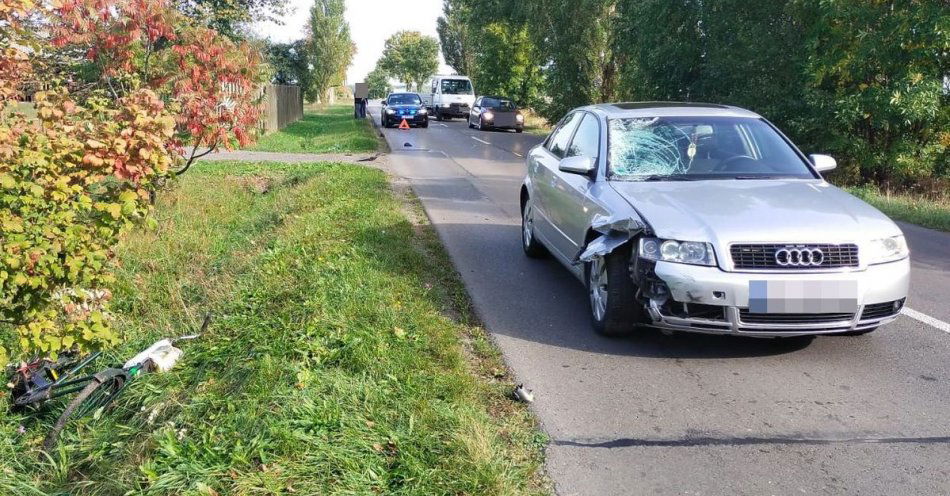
258,84,304,134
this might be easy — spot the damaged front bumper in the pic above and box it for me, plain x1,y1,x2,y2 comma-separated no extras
643,258,910,337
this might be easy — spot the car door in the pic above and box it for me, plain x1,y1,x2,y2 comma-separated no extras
532,111,585,260
470,97,482,125
548,112,603,253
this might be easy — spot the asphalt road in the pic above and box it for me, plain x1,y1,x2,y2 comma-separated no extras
371,105,950,495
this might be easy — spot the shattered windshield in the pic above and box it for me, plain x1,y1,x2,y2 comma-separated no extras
607,116,814,180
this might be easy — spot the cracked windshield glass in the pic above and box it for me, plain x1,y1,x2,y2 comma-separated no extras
608,117,815,180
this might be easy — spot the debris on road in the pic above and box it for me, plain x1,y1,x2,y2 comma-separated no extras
513,384,534,403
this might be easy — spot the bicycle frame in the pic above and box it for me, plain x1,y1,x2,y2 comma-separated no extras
13,352,102,406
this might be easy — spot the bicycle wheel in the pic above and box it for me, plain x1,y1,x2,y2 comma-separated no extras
43,368,129,451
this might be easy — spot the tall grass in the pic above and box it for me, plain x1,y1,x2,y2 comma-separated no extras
0,161,546,495
250,106,379,154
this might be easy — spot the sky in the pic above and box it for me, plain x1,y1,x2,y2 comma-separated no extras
254,0,453,84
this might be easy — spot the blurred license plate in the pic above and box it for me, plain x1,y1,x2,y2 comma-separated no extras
749,280,858,314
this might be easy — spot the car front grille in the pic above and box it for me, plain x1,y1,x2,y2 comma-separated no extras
860,299,905,320
730,243,859,270
738,310,854,325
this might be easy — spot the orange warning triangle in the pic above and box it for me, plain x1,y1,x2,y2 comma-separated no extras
398,118,410,130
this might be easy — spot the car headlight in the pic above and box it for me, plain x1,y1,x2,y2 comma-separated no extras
867,235,908,264
639,238,716,266
516,113,524,122
385,108,395,115
418,108,427,115
482,111,494,121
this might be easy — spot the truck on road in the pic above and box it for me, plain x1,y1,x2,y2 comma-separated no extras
422,75,476,121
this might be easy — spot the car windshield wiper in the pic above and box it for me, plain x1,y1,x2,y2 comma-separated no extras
732,175,798,180
636,175,695,182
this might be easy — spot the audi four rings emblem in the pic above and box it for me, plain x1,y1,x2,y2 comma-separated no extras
775,247,824,266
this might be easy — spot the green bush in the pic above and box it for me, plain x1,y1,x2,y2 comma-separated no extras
0,90,175,364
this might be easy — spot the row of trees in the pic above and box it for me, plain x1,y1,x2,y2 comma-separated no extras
437,0,949,187
0,0,268,364
363,31,440,96
264,0,354,103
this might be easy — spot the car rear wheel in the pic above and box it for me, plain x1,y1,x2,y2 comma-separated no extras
521,198,546,258
586,243,645,337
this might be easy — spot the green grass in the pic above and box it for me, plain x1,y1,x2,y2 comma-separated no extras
250,105,379,154
0,161,547,495
847,185,950,232
2,102,38,121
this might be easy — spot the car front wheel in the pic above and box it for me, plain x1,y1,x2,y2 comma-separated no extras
586,243,645,337
521,198,547,258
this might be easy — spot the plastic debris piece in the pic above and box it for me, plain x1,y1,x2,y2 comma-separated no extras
124,339,184,372
513,384,534,403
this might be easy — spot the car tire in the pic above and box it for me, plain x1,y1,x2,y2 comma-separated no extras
420,121,428,128
516,128,523,133
435,109,443,121
521,197,547,258
586,243,645,337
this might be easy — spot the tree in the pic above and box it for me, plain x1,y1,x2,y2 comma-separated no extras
469,22,542,108
306,0,354,102
266,39,310,88
436,0,474,76
379,31,439,92
176,0,289,37
366,64,392,99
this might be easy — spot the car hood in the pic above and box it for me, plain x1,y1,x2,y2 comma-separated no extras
388,104,423,110
608,179,902,244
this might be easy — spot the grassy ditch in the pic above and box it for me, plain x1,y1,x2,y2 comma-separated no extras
0,161,547,495
847,185,950,232
250,105,379,154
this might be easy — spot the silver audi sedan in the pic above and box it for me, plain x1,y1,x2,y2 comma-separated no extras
520,102,910,338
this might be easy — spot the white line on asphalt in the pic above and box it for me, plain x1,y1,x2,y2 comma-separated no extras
438,123,448,127
903,307,950,334
513,152,523,158
471,136,491,145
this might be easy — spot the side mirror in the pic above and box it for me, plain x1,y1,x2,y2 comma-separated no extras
809,154,837,173
558,156,596,176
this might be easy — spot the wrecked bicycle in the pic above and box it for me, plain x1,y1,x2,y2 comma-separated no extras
8,315,210,450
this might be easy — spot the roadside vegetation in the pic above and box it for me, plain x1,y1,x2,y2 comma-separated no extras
847,186,950,233
250,105,379,154
435,0,948,219
0,161,547,494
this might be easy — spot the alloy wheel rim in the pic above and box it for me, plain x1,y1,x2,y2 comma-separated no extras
589,257,607,321
522,205,533,248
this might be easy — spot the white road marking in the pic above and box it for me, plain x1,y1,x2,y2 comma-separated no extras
903,307,950,334
438,123,448,127
471,136,491,145
513,152,523,158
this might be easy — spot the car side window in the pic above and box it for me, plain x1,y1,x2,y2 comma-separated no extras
474,97,481,107
566,113,600,160
546,112,584,159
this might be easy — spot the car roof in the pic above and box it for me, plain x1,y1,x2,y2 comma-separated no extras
388,92,421,97
584,101,762,119
480,96,514,102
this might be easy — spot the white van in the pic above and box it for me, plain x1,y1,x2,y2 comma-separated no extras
422,75,476,121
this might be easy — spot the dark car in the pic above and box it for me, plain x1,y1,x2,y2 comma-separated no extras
468,96,524,132
381,92,429,128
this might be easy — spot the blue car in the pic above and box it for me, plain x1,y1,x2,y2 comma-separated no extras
381,92,429,128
